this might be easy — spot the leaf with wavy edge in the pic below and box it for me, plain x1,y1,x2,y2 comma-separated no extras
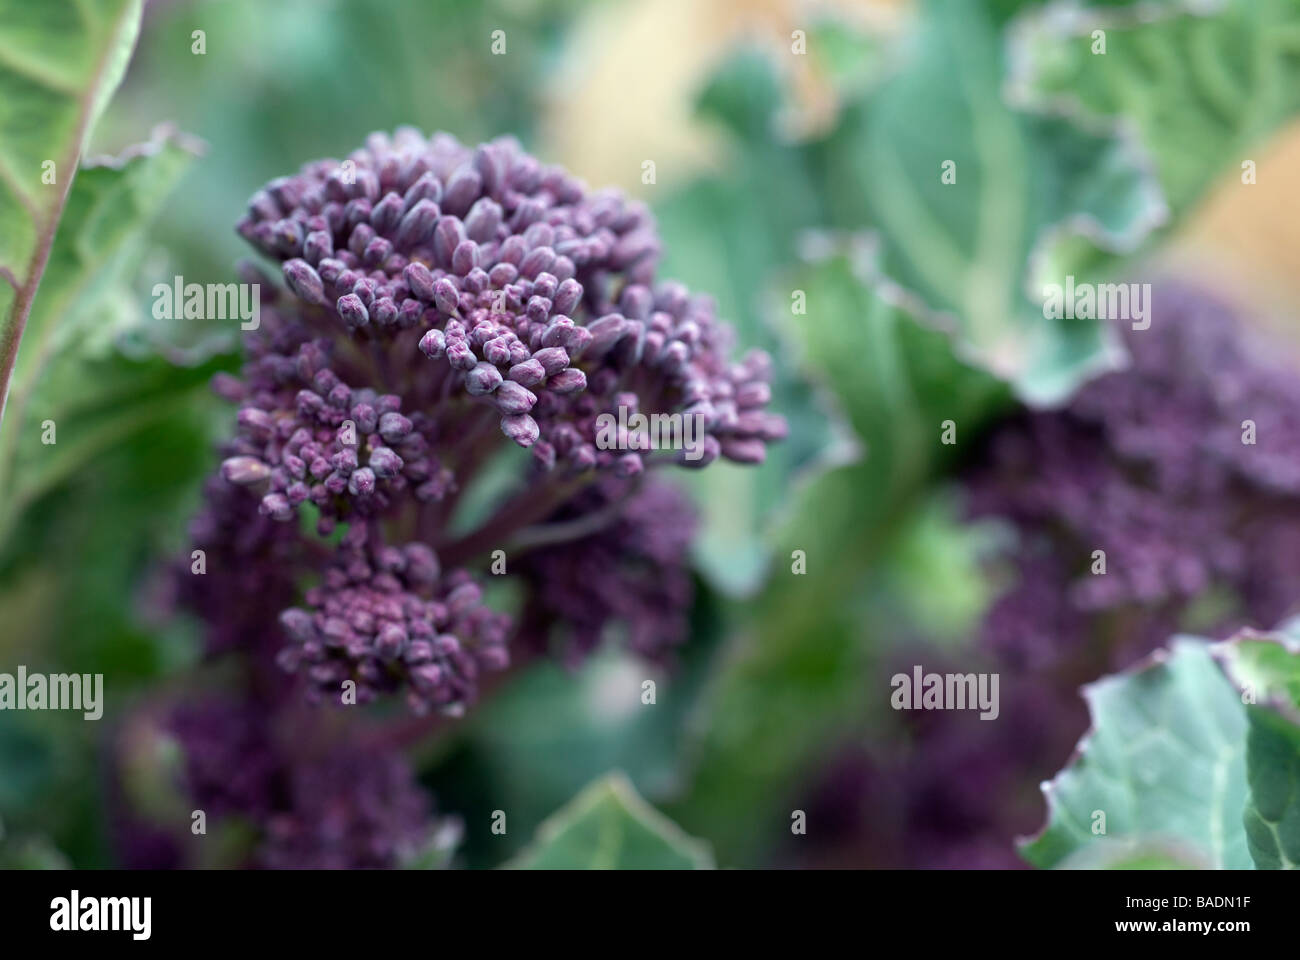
1020,639,1250,869
506,772,713,869
0,128,201,543
815,0,1167,405
1008,0,1300,216
1213,630,1300,869
0,0,144,426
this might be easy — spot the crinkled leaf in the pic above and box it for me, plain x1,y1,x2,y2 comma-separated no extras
0,0,144,422
1214,631,1300,869
1020,639,1250,869
1008,0,1300,218
507,772,713,870
815,0,1167,404
0,130,200,543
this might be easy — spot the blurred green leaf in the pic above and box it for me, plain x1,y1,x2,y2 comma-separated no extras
1054,837,1210,870
1008,0,1300,217
508,772,713,869
655,51,854,596
106,0,580,285
669,251,1010,864
815,0,1167,405
0,817,71,869
428,581,726,867
1021,639,1251,869
0,0,143,422
0,128,201,541
1214,631,1300,868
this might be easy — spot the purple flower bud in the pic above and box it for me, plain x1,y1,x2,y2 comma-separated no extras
404,261,436,301
483,335,513,366
237,407,274,436
507,359,546,388
451,240,478,276
378,411,413,442
446,339,476,371
403,171,441,211
303,230,333,265
432,277,460,315
488,262,518,287
615,453,644,477
260,492,293,521
446,581,481,615
433,217,464,268
532,441,556,471
547,368,586,395
532,347,569,376
495,380,537,414
419,328,446,359
464,197,502,242
371,297,399,326
396,198,440,247
736,381,772,408
442,165,482,217
553,278,582,315
465,362,504,396
376,623,407,658
280,607,315,640
222,456,271,485
348,467,377,495
369,447,404,478
586,314,627,356
501,413,540,447
283,259,326,305
371,192,405,234
337,293,370,328
719,438,767,464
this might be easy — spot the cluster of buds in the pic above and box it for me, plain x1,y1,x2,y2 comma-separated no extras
277,522,509,714
185,129,784,717
217,327,452,526
235,129,784,476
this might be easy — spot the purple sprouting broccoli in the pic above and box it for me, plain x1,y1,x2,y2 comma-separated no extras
111,697,454,869
138,130,783,867
188,128,784,711
784,284,1300,869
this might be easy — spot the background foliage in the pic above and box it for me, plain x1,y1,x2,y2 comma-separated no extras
3,0,1300,868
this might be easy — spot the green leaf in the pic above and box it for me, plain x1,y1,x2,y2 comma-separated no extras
428,586,727,868
655,53,848,596
815,0,1167,404
1214,631,1300,869
0,129,201,542
0,0,144,423
1054,837,1210,870
669,250,1010,864
1020,639,1251,869
507,772,713,870
1008,0,1300,217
